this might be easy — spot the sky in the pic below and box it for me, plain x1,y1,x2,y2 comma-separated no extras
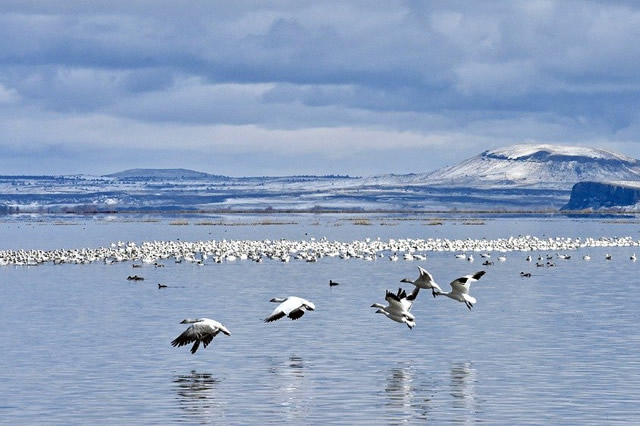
1,0,640,177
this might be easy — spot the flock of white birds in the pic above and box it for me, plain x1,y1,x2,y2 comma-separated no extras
0,235,639,266
2,234,638,354
171,266,487,354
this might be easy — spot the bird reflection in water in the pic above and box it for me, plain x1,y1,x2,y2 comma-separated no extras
173,370,226,422
450,361,479,420
384,365,433,421
268,355,311,420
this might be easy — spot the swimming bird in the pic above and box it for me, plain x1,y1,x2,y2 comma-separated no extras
158,283,168,289
520,272,531,277
434,271,486,310
171,318,231,354
631,254,637,261
400,266,443,297
265,296,315,322
127,275,144,281
606,254,612,260
329,279,340,287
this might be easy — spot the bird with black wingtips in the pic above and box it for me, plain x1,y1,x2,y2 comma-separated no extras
371,286,420,329
434,271,486,310
264,296,315,323
171,318,231,354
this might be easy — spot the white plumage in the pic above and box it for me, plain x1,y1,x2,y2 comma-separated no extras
371,287,420,329
400,266,443,297
435,271,486,310
171,318,231,354
265,296,316,322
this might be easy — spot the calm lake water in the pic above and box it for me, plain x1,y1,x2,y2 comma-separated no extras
1,214,640,424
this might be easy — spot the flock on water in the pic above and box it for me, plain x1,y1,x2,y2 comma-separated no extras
2,234,639,354
1,234,639,267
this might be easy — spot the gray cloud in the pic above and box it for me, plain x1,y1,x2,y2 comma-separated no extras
1,0,640,175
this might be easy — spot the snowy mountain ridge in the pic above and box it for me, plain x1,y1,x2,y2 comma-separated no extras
2,144,640,212
418,144,640,190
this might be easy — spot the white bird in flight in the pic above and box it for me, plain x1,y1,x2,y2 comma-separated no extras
171,318,231,354
264,296,316,322
400,266,443,297
435,271,486,310
371,287,419,329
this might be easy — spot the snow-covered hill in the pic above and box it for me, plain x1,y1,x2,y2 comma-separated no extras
2,144,640,213
105,168,223,180
418,144,640,190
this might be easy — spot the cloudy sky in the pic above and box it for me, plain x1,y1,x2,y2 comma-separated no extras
1,0,639,176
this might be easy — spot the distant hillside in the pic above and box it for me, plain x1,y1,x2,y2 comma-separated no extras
105,168,222,180
419,144,640,190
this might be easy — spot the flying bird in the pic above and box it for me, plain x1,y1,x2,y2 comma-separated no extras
371,287,420,329
265,296,316,322
400,266,443,297
435,271,486,310
171,318,231,354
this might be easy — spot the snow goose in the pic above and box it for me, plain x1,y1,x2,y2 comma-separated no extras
400,266,443,297
435,271,486,310
373,309,416,329
171,318,231,354
265,296,315,322
371,287,420,319
371,287,419,329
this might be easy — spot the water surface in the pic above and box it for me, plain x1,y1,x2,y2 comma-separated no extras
1,215,639,424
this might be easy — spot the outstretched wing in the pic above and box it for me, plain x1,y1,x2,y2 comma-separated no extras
449,276,471,295
404,286,420,311
417,266,442,292
417,266,435,283
449,271,485,295
385,290,405,311
288,308,306,320
265,308,286,323
171,322,212,348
